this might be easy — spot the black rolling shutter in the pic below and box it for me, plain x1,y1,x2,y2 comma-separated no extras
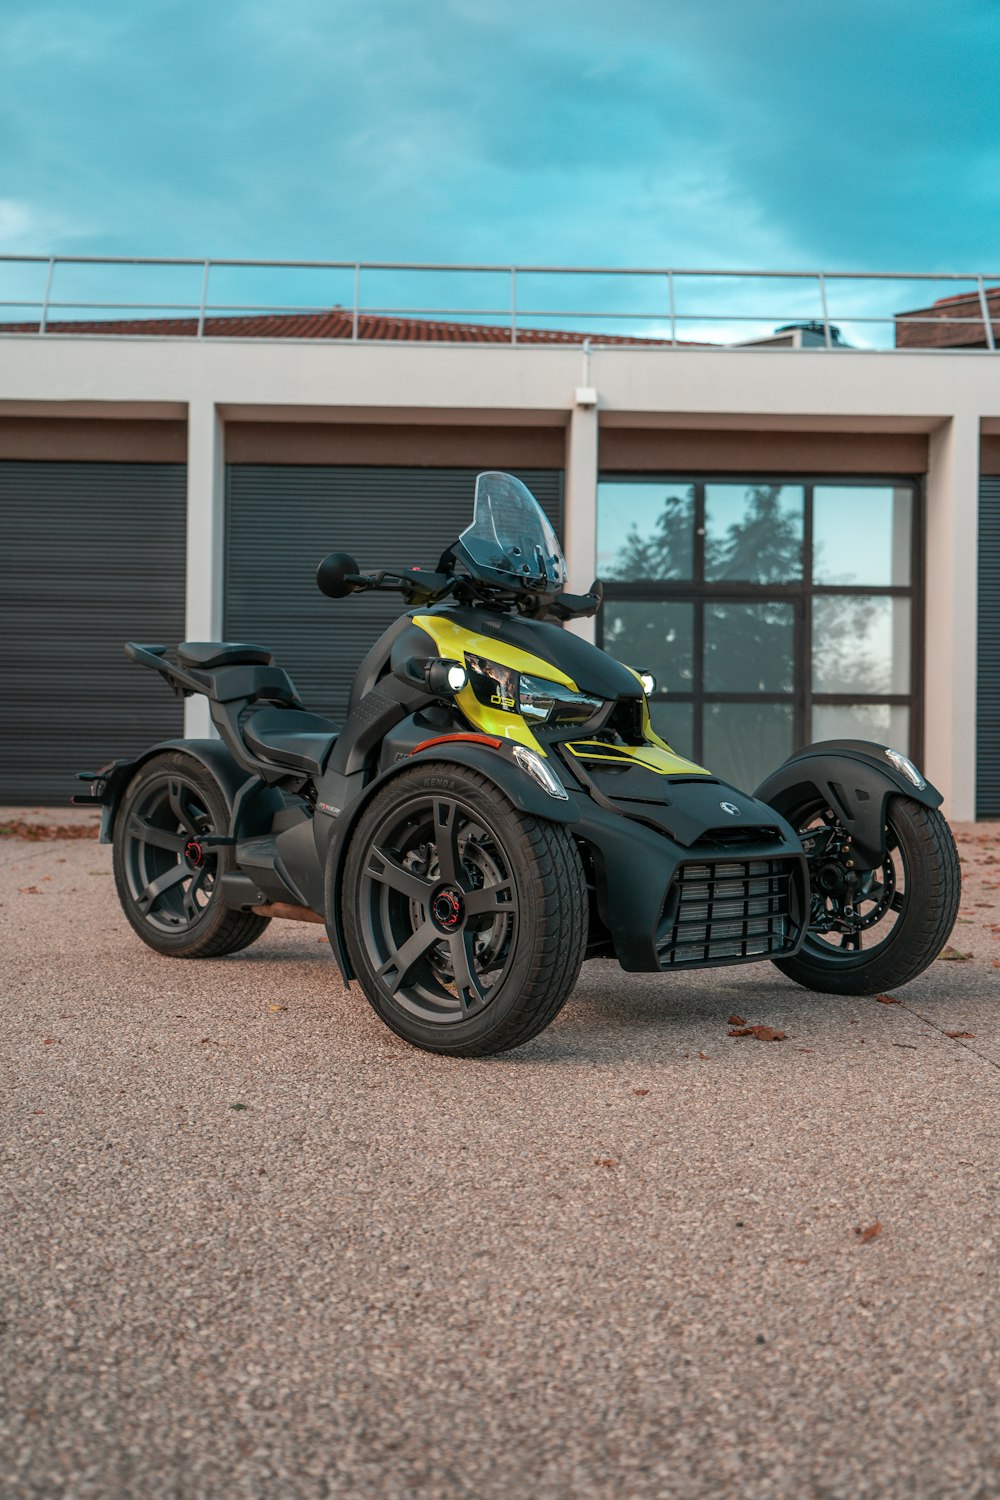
977,476,1000,817
0,462,185,804
225,466,564,721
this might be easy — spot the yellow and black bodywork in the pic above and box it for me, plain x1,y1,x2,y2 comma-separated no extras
307,604,813,977
81,469,956,1059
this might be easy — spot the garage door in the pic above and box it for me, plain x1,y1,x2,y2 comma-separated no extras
225,466,564,721
0,462,186,804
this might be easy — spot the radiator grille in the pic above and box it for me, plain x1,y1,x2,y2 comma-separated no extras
657,858,799,967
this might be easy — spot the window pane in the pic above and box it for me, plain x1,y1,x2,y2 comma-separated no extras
812,703,910,751
597,481,694,580
602,601,693,694
704,601,795,692
702,703,794,793
705,484,804,582
813,486,912,586
649,700,695,762
812,596,910,694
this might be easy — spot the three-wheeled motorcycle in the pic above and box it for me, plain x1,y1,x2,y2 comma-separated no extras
77,472,960,1055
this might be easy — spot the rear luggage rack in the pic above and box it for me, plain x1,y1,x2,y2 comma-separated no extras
657,857,801,968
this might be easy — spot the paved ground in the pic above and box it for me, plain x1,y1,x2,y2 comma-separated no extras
2,809,999,1499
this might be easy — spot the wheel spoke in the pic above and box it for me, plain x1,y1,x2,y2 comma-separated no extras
365,846,434,904
839,929,862,951
464,878,516,917
181,866,210,923
137,863,189,914
377,920,439,994
890,892,906,913
168,779,199,836
448,930,488,1014
432,800,463,887
127,814,187,855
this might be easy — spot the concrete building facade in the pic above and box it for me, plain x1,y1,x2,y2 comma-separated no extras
1,325,998,818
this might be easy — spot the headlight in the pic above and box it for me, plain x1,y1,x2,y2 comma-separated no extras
518,674,606,726
465,655,606,727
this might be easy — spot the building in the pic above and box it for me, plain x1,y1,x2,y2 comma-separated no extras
1,262,997,820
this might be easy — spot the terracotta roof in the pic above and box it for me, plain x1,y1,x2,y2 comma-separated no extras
2,307,685,345
895,286,1000,349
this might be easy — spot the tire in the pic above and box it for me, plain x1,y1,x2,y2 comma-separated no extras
112,751,270,958
341,764,588,1056
774,794,960,995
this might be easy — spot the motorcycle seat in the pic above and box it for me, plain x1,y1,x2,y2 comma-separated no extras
243,707,339,776
177,641,273,670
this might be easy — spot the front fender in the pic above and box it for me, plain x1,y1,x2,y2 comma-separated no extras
322,739,580,982
753,739,942,868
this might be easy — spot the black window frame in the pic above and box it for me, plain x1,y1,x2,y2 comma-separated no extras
596,472,924,769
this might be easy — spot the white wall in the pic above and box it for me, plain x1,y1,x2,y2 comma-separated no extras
1,333,992,816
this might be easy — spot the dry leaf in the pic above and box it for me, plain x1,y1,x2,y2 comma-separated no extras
269,1004,288,1012
593,1158,617,1168
42,1037,58,1045
631,1087,649,1096
0,821,98,841
875,993,901,1005
728,1013,747,1026
854,1221,883,1244
728,1025,786,1041
938,947,973,962
945,1030,975,1039
697,1051,710,1060
18,885,41,895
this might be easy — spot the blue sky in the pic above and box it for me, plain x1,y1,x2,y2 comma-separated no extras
1,0,998,331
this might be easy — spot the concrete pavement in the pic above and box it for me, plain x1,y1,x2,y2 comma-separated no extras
2,812,999,1498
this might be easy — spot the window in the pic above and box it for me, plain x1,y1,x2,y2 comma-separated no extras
597,477,919,792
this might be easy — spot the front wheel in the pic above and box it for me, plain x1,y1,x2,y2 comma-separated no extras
774,794,961,995
341,765,588,1055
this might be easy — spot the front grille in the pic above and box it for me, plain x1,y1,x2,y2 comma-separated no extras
657,857,799,967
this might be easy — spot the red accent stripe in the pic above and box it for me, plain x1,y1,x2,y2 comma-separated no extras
410,733,504,755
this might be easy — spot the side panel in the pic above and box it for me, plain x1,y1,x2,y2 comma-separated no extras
977,476,1000,817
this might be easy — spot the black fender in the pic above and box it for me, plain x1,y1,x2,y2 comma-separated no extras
79,739,281,844
322,739,580,982
753,739,942,869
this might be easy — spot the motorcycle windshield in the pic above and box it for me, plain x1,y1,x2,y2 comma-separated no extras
457,472,568,593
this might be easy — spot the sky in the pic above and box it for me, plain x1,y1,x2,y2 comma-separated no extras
1,0,998,335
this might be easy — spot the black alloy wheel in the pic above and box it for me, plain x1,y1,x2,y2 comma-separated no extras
113,751,269,958
773,793,961,995
341,764,587,1055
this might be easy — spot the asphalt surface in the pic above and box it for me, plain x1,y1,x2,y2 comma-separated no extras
2,809,999,1499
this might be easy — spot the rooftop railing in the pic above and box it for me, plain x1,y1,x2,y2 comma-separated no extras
1,257,998,351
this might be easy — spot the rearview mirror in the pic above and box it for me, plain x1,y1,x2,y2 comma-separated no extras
316,552,361,599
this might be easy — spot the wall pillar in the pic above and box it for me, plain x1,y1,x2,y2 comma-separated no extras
563,395,599,643
924,412,980,819
184,402,225,737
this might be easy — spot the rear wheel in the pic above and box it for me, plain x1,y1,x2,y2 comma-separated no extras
774,794,960,995
112,751,270,958
341,765,587,1055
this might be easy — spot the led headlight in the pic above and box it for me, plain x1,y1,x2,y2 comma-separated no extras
637,670,656,696
425,658,467,695
518,675,606,727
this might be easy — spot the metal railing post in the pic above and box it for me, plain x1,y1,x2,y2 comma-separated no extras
39,257,55,334
818,272,833,348
667,270,677,346
510,267,518,345
197,260,210,337
352,264,360,341
976,276,996,351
